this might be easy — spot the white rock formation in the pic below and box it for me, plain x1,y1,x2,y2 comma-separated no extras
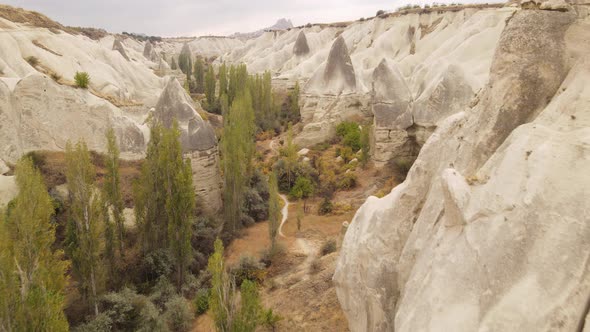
154,77,222,212
334,7,590,331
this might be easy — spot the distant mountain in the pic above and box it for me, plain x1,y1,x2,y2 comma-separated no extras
230,18,293,39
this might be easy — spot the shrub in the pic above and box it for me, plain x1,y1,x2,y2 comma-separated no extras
163,296,194,332
74,71,90,89
289,176,314,200
194,288,210,315
338,172,357,190
23,151,46,168
141,249,173,284
317,198,333,215
376,9,386,16
394,157,416,180
336,121,361,151
231,255,266,286
261,308,282,330
260,242,286,267
25,56,39,67
321,239,337,256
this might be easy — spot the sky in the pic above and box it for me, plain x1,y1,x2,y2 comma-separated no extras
2,0,487,37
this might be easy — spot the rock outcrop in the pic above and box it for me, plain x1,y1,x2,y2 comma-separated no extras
0,74,145,163
334,7,588,332
154,77,222,212
306,36,356,95
293,30,310,56
143,40,159,62
112,38,129,61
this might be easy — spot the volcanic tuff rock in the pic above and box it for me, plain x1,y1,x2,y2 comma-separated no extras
143,40,159,62
334,6,590,332
0,74,145,163
154,77,222,212
293,30,310,56
112,38,129,61
306,36,356,95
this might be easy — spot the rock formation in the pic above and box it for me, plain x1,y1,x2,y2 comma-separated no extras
293,30,310,56
143,40,159,62
334,6,589,331
307,36,356,95
371,59,413,166
112,38,129,61
0,74,145,163
154,77,222,212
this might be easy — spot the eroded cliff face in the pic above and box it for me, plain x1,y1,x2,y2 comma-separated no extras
334,4,590,331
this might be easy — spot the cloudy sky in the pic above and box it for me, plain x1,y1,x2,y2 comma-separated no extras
3,0,485,37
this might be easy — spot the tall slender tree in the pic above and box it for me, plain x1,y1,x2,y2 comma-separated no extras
218,62,228,100
194,56,205,94
134,122,195,289
104,128,125,257
65,140,103,316
0,158,69,331
205,65,216,110
222,90,255,235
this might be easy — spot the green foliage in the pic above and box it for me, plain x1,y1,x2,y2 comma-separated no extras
103,128,125,284
23,150,47,168
249,71,281,133
208,239,233,332
74,71,90,89
233,280,262,332
242,169,270,223
195,288,210,315
218,62,228,99
337,146,354,164
289,176,314,200
261,308,282,331
222,90,255,235
336,121,361,151
318,198,333,215
320,239,337,256
285,81,301,125
338,172,357,190
268,173,280,252
65,140,103,316
178,45,193,76
0,157,69,331
230,256,265,287
360,124,371,167
163,296,194,332
134,122,195,290
205,65,217,111
193,56,205,94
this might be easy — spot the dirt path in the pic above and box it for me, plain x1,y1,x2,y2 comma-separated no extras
278,194,289,237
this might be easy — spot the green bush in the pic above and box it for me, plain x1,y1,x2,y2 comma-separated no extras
163,296,194,332
321,239,337,256
338,172,357,190
74,71,90,89
318,198,333,215
231,255,266,286
289,176,314,200
261,308,282,330
195,288,210,315
336,121,361,151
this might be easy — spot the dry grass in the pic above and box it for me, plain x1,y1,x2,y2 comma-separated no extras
0,4,66,31
32,39,63,56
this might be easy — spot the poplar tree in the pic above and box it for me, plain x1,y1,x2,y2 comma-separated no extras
281,124,298,188
222,90,255,235
104,128,125,257
268,172,280,252
208,239,234,332
0,158,69,331
65,140,103,316
194,56,205,94
205,65,216,110
219,62,228,99
134,122,195,289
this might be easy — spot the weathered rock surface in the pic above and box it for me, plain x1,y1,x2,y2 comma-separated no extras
293,30,310,56
0,74,145,163
154,77,222,212
143,40,159,62
334,8,589,332
306,36,356,95
112,38,129,61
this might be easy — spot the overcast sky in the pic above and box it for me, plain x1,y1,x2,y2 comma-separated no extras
3,0,489,37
